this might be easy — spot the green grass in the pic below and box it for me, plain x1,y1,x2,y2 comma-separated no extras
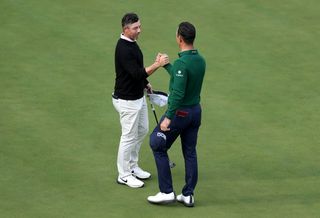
1,0,320,217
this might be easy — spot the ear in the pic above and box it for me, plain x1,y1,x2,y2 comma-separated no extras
123,25,130,33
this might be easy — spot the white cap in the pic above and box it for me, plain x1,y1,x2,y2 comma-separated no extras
148,92,168,107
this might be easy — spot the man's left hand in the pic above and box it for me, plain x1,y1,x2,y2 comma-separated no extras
146,83,153,94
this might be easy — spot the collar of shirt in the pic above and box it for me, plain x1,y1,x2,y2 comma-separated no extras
120,33,136,42
178,49,198,57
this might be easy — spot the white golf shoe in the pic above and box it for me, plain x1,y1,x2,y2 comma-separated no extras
117,175,144,188
131,167,151,180
176,194,194,207
147,192,176,204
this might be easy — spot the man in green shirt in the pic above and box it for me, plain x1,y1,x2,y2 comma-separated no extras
147,22,206,207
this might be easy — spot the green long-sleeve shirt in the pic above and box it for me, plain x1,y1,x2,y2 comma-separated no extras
163,49,206,119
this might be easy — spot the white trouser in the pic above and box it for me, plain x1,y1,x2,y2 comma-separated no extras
112,96,149,178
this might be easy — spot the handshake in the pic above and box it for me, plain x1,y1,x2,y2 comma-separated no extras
146,52,170,76
155,53,169,67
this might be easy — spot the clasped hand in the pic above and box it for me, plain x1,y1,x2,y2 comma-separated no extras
155,53,169,67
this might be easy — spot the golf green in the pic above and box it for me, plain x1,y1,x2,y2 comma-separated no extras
1,0,319,217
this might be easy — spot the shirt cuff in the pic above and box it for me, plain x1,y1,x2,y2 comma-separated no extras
165,111,174,120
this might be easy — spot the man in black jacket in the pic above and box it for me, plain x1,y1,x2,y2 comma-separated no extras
112,13,168,188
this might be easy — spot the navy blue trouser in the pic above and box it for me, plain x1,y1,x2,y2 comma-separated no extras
149,104,201,196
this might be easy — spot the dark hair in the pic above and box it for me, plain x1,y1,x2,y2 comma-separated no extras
177,22,196,44
121,13,139,28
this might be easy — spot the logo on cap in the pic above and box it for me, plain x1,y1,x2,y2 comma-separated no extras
157,132,166,140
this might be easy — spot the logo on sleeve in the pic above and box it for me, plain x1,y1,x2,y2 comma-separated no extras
176,70,183,77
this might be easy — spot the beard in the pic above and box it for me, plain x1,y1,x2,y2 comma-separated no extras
133,33,139,40
132,32,140,40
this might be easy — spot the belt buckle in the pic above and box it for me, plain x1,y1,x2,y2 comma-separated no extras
176,110,188,117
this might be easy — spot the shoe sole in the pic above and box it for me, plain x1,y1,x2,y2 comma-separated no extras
116,179,144,188
177,200,194,207
134,175,151,180
147,199,176,205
